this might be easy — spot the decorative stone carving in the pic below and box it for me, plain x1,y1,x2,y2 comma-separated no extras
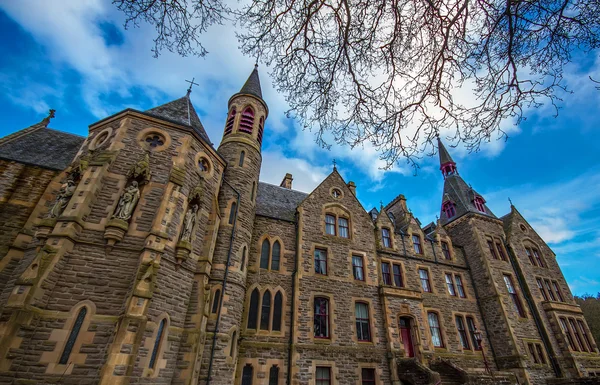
180,204,198,243
112,181,141,221
128,152,151,185
48,176,76,218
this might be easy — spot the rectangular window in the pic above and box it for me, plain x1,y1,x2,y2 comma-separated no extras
352,256,365,281
495,242,507,261
355,302,371,342
419,269,431,292
466,317,481,350
577,320,593,352
544,279,557,301
528,343,539,363
412,235,423,254
445,273,456,296
455,316,470,350
314,249,328,275
552,281,564,302
537,278,548,301
393,264,404,287
488,240,498,259
316,367,331,385
382,262,392,285
314,298,330,339
533,249,544,267
382,228,391,248
455,275,466,298
361,368,376,385
441,241,451,260
525,248,536,266
428,312,444,348
560,317,577,351
503,275,526,318
338,217,349,238
536,344,546,364
325,214,336,235
569,318,587,352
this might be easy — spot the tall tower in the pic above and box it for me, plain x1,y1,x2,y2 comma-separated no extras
201,65,267,385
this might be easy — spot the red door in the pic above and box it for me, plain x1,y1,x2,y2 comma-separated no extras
400,317,415,357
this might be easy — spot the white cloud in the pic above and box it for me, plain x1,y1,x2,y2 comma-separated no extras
260,149,329,193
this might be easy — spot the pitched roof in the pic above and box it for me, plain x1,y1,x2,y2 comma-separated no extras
145,95,211,144
438,137,455,165
0,127,84,170
238,65,263,99
255,182,307,221
440,174,496,224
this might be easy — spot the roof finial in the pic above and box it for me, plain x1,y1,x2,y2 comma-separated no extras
332,159,337,170
41,109,56,127
508,197,513,207
380,200,384,210
185,77,199,96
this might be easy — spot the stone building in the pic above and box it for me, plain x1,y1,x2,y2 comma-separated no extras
0,66,598,385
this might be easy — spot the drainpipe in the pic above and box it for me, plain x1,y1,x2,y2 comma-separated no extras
206,178,240,385
504,240,562,377
430,239,438,264
287,210,300,385
400,232,408,256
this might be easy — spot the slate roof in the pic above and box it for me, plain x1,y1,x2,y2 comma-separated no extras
255,182,307,222
145,95,211,144
238,65,263,99
0,127,84,170
440,174,496,224
438,137,455,165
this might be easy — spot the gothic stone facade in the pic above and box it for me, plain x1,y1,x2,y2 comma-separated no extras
0,67,598,385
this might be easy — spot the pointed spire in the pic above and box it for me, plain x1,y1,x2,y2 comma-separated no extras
239,64,263,99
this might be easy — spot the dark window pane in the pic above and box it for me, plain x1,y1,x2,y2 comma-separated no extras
315,249,327,275
229,202,237,225
60,307,88,365
314,298,329,338
382,262,391,285
260,240,270,269
269,365,280,385
149,318,165,369
271,241,281,271
393,264,403,287
247,289,259,329
361,368,376,385
273,292,283,331
260,291,272,330
211,289,221,314
242,364,253,385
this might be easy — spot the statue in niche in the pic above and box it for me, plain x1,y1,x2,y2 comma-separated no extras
180,204,198,242
112,181,141,221
48,176,77,218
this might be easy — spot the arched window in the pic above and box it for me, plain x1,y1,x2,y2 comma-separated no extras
442,200,456,219
224,108,236,136
260,291,271,330
229,202,237,225
242,364,254,385
211,289,221,314
260,240,270,269
273,291,283,331
247,289,260,329
59,306,88,365
239,107,255,134
149,318,166,369
473,196,486,212
257,117,265,144
230,331,237,357
239,151,245,167
269,365,279,385
271,241,281,271
241,246,247,272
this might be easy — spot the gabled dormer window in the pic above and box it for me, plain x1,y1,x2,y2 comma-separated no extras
442,200,456,219
473,196,486,212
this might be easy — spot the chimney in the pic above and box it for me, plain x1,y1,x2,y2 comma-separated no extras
347,181,356,195
398,194,408,212
280,173,293,189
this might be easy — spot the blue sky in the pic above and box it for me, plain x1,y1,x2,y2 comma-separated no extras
1,1,599,296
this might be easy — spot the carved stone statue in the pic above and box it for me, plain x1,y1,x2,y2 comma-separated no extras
48,177,76,218
112,181,141,221
180,204,198,242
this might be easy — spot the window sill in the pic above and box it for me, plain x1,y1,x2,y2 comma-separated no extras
313,337,332,344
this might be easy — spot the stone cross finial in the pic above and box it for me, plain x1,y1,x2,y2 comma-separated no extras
41,109,56,127
332,159,337,170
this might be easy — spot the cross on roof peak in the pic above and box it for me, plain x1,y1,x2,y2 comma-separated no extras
185,77,199,96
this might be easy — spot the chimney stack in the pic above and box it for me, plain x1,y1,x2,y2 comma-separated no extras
280,173,293,189
347,181,356,195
